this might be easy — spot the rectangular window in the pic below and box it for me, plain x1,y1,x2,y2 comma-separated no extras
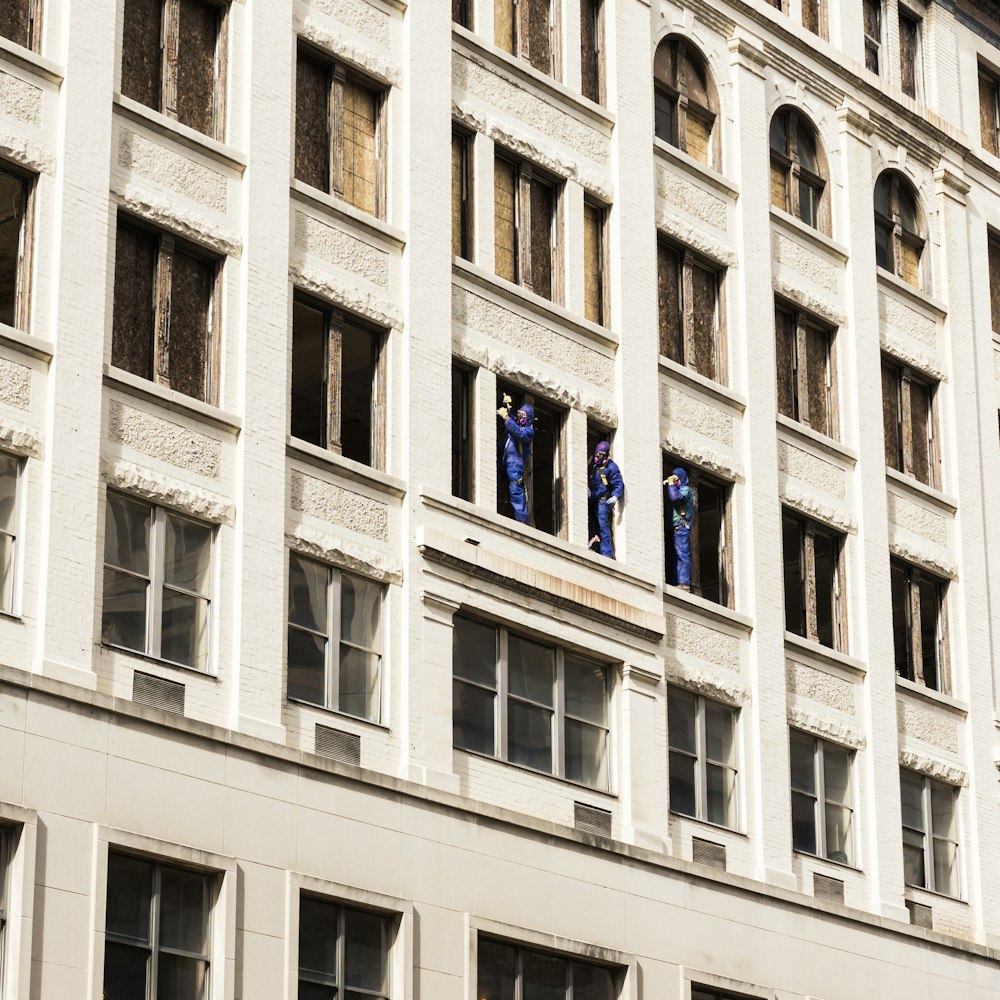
668,688,738,828
121,0,226,139
891,558,947,693
287,552,384,722
452,362,474,502
900,769,960,897
580,0,604,104
990,231,1000,334
102,493,213,671
802,0,824,37
881,357,938,488
452,130,473,261
583,201,607,327
295,46,386,218
657,240,724,383
663,455,732,607
863,0,883,75
789,730,854,865
782,509,845,651
0,162,32,331
494,0,558,79
104,851,214,1000
478,938,616,1000
494,154,560,302
453,615,611,791
112,218,219,404
775,302,837,439
496,383,566,536
899,10,921,100
0,452,20,616
290,295,386,469
979,65,1000,158
299,896,391,999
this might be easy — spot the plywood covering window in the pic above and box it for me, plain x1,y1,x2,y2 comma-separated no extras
899,9,921,100
121,0,227,139
863,0,883,75
494,0,559,79
881,356,938,488
657,239,725,383
583,200,607,326
295,46,386,218
989,230,1000,333
0,0,40,50
112,218,219,404
290,294,386,470
0,162,33,332
451,130,472,261
782,509,845,651
452,361,474,502
979,64,1000,157
654,37,718,169
874,171,925,288
769,107,828,233
493,154,560,302
580,0,604,104
775,302,837,439
891,559,948,692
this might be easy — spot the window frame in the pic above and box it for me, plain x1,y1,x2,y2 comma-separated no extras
0,451,22,617
774,299,838,440
900,769,961,898
874,171,926,288
801,0,826,38
863,0,883,76
452,614,613,792
898,7,922,101
890,557,949,694
653,36,719,170
101,491,215,672
451,360,475,503
580,0,605,105
789,729,855,866
988,229,1000,334
880,355,939,489
0,159,35,334
452,127,474,262
494,0,561,80
979,63,1000,158
768,108,829,233
286,550,385,724
582,197,609,327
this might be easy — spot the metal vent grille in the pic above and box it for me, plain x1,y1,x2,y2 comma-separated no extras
315,724,361,766
132,671,185,715
813,873,845,904
691,837,727,871
906,900,933,929
573,802,612,838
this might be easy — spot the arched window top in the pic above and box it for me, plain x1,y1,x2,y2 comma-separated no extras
874,170,926,288
654,36,719,170
769,106,829,233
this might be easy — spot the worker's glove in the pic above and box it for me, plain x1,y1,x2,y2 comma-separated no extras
606,496,618,507
664,476,678,486
496,407,509,419
502,393,513,407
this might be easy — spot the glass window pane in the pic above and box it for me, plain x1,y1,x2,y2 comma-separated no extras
704,701,735,766
102,567,149,653
105,494,151,575
875,220,893,272
789,732,815,794
797,123,819,173
782,515,804,637
164,514,212,595
791,791,817,855
288,555,329,634
823,744,852,806
508,635,554,706
508,700,553,773
453,617,497,687
900,771,925,832
903,827,926,886
564,656,607,725
288,628,327,706
668,751,696,817
891,561,911,677
898,185,919,233
106,853,153,942
341,574,381,651
299,982,336,1000
0,534,12,613
477,939,516,1000
340,322,377,466
103,941,150,1000
158,865,210,956
299,896,339,981
932,837,958,896
522,949,567,1000
572,961,613,1000
0,169,26,328
919,577,941,689
824,804,853,865
453,680,495,755
769,111,788,154
706,763,737,828
291,300,328,447
564,719,608,790
0,453,17,535
157,952,209,1000
930,782,956,838
161,590,210,670
667,688,696,754
339,646,380,721
344,908,386,992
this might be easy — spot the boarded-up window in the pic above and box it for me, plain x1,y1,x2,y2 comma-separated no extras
874,171,925,288
452,131,472,260
291,294,386,469
495,0,515,54
494,158,517,283
657,239,723,383
891,559,948,692
881,356,938,488
769,108,827,232
775,302,836,439
581,0,603,104
863,0,882,75
782,509,845,651
979,66,1000,157
899,10,920,100
495,0,557,78
654,37,718,169
583,202,605,326
528,177,553,300
988,231,1000,333
343,79,378,215
295,52,330,192
0,0,37,49
121,0,226,139
0,165,31,331
112,218,218,403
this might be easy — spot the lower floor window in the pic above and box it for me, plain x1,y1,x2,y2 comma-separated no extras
789,730,854,865
900,769,960,897
478,937,616,1000
103,851,214,1000
0,451,20,615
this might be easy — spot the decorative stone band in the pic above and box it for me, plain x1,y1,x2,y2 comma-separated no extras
777,479,856,535
898,747,968,787
880,330,944,382
655,211,738,269
888,536,958,581
289,263,402,331
771,273,847,328
0,126,53,175
662,429,741,483
665,660,749,707
300,15,401,87
100,458,235,525
286,525,402,586
312,0,392,49
0,418,41,458
787,706,866,751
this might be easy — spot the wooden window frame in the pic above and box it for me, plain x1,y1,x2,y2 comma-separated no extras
0,0,42,51
769,108,829,233
495,0,562,80
774,300,838,440
451,360,475,503
580,0,605,105
979,63,1000,158
582,198,609,327
989,229,1000,334
654,37,719,170
451,128,473,262
891,558,949,693
874,172,925,287
0,160,34,334
881,356,939,488
863,0,883,76
898,7,922,101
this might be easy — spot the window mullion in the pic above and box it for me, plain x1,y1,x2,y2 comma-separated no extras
554,652,565,779
328,566,340,711
910,572,925,685
327,312,343,454
149,508,166,658
497,628,509,760
154,237,175,389
518,165,533,292
814,740,827,858
922,779,934,892
794,316,810,427
680,255,694,368
803,525,818,642
162,0,181,119
330,67,346,196
337,906,346,994
695,696,707,821
150,864,161,1000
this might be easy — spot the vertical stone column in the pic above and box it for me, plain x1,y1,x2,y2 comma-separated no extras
475,368,499,510
563,0,583,94
620,666,669,850
471,134,496,271
562,180,586,318
565,408,589,550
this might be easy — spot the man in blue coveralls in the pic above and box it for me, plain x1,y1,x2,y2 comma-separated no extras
588,441,624,559
665,467,695,589
497,395,534,524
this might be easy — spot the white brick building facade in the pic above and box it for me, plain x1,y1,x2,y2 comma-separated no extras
1,0,1000,996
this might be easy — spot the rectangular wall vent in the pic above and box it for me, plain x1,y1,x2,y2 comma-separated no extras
573,802,612,838
132,671,185,715
315,724,361,767
906,899,933,929
813,873,845,904
691,837,727,871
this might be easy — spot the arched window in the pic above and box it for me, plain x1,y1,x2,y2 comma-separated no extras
769,107,829,232
874,171,925,288
654,37,719,169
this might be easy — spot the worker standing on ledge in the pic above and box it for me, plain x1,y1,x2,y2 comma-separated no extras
497,394,534,525
665,467,695,590
588,441,624,559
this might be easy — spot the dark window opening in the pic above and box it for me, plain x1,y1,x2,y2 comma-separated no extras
899,10,921,100
782,509,844,650
452,130,473,261
0,164,32,331
580,0,604,105
979,64,1000,157
874,170,925,288
881,356,938,488
0,0,40,50
891,559,947,692
864,0,883,75
452,362,474,502
775,301,837,439
769,107,828,232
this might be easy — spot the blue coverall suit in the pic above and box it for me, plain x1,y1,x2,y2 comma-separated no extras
502,404,534,524
667,468,694,587
588,446,624,559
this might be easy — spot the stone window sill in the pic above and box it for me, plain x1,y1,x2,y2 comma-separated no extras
0,322,53,363
895,675,967,715
660,356,745,412
290,179,406,249
287,436,407,499
777,414,857,465
784,632,866,676
653,139,738,198
885,467,956,514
